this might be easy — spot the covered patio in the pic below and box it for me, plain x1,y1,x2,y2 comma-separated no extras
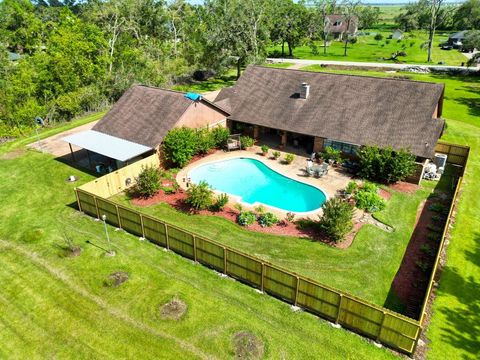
62,130,153,174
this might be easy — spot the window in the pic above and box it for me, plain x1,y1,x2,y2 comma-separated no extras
324,139,359,155
333,20,342,26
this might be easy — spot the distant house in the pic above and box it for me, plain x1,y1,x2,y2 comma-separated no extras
214,66,445,161
448,31,467,48
63,86,229,170
392,29,403,40
326,15,359,40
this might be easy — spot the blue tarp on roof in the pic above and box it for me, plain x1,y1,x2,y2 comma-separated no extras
185,92,202,101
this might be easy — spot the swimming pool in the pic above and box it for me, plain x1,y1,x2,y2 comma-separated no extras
189,158,327,213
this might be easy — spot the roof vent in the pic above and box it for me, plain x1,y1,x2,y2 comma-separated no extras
299,83,310,99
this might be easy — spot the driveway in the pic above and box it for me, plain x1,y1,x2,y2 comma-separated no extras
28,120,99,157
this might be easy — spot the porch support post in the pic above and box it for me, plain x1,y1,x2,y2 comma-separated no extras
253,125,260,140
313,137,324,153
86,150,92,170
69,143,76,162
280,131,287,149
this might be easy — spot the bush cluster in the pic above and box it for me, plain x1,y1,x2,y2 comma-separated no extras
212,193,229,211
163,126,231,167
237,211,257,226
186,181,214,210
318,197,354,243
134,165,161,198
353,183,386,213
356,145,416,184
240,136,255,149
258,212,278,227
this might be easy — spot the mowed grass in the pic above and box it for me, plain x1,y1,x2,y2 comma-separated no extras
0,144,398,357
268,30,467,66
114,182,434,308
297,65,480,359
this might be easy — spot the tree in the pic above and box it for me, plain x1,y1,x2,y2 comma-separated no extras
463,30,480,52
341,0,361,57
425,0,445,63
452,0,480,30
357,5,380,29
318,197,354,242
312,0,338,55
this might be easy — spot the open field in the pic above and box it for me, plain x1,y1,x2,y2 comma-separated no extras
268,30,467,66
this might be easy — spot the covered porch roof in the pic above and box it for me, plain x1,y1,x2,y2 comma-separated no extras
62,130,152,162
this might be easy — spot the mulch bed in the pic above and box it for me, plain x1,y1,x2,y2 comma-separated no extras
389,181,419,194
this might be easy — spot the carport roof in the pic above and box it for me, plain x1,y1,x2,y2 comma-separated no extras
62,130,152,162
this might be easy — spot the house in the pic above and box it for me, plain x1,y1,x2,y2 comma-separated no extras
63,86,229,170
448,31,467,49
214,66,445,161
326,15,358,40
392,29,403,40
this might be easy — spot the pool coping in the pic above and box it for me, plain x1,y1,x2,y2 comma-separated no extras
177,151,332,218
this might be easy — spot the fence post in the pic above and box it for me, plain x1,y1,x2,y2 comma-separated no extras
74,188,83,212
139,214,145,238
223,247,227,274
193,235,197,262
376,311,387,341
411,325,423,355
294,276,300,306
165,223,170,250
336,294,344,324
260,263,265,293
93,196,100,219
115,205,122,229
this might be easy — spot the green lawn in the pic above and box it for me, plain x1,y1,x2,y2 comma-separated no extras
269,30,467,66
0,132,397,358
114,182,435,310
172,69,237,94
297,65,480,359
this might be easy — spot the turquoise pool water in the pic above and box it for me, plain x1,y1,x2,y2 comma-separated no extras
189,158,326,213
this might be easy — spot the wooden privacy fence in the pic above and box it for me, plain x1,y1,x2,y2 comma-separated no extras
435,141,470,170
75,188,422,355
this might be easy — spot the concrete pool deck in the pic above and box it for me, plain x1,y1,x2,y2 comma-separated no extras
177,146,353,219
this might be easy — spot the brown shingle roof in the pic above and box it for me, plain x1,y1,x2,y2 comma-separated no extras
215,66,445,158
93,85,228,148
326,15,358,34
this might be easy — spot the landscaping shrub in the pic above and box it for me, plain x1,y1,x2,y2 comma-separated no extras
345,181,358,196
272,151,281,159
318,197,354,242
374,34,383,41
186,181,213,210
284,153,295,164
261,145,269,155
323,146,342,163
258,212,278,227
240,136,255,149
211,126,230,148
285,212,295,222
196,128,215,154
354,183,386,213
162,127,198,167
237,211,257,226
135,165,161,198
356,145,416,184
212,193,229,211
429,203,449,215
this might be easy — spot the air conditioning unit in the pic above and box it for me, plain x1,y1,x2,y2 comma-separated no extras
434,153,448,169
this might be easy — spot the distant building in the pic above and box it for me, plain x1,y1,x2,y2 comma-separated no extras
448,31,467,49
392,29,403,40
325,15,358,40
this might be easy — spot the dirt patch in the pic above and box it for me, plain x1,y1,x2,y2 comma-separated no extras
379,188,392,201
61,246,82,258
233,331,264,360
160,297,187,320
104,271,129,287
389,181,419,194
0,148,25,160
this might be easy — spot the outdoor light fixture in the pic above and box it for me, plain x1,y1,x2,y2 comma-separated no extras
101,214,115,256
125,177,132,186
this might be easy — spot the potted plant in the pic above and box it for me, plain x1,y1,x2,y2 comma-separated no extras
261,145,269,156
272,151,281,160
284,153,295,164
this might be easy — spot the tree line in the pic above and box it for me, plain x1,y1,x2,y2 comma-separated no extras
1,0,478,136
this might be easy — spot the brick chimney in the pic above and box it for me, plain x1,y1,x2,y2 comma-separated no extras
299,82,310,99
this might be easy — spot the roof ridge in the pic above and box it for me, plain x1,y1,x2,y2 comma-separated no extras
250,65,444,87
132,84,190,96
